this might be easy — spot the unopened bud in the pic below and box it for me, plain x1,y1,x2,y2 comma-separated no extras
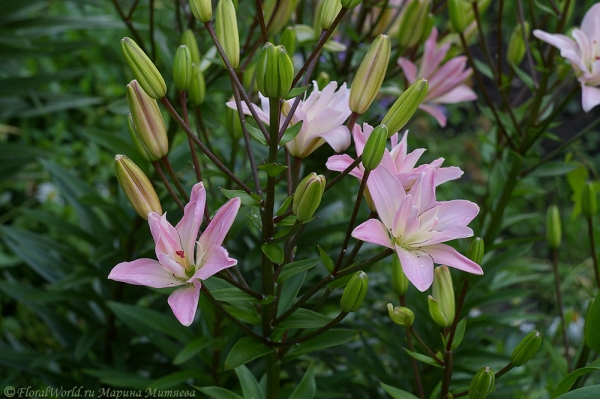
387,303,414,326
216,0,240,69
188,65,206,105
293,173,326,222
582,182,598,217
173,45,193,91
381,78,428,136
114,155,162,219
391,255,409,296
341,271,369,312
349,34,391,114
127,113,151,161
341,0,361,9
189,0,212,23
281,26,296,55
226,103,243,140
320,0,342,30
546,205,561,249
264,0,299,35
468,367,495,399
507,22,529,66
448,0,470,33
510,330,542,367
256,43,294,99
126,80,168,161
121,37,166,99
428,266,455,327
317,71,330,90
181,29,201,65
362,124,388,170
397,0,432,48
467,237,484,265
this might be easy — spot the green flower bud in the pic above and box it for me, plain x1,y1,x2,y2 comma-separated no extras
320,0,342,30
264,0,299,35
448,0,470,33
467,237,484,265
293,173,326,222
126,80,168,161
188,65,206,105
189,0,212,23
391,255,409,296
281,26,297,55
121,37,167,99
341,0,361,9
428,266,455,327
114,154,162,219
173,45,193,91
387,303,414,326
381,78,428,136
362,124,388,170
510,330,542,367
341,271,369,312
507,22,529,66
181,29,201,65
420,12,434,43
397,0,432,48
546,205,561,249
127,113,151,161
468,367,495,399
226,104,243,140
349,34,391,114
216,0,240,68
316,71,330,90
582,182,598,218
256,42,294,99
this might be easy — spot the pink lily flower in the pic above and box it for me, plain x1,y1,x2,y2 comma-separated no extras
108,182,241,326
226,81,352,158
326,123,463,190
533,4,600,112
398,28,477,127
352,166,482,291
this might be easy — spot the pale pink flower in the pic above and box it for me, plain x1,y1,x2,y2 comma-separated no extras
352,166,482,291
326,123,463,190
398,28,477,127
108,182,241,326
226,81,351,158
533,4,600,112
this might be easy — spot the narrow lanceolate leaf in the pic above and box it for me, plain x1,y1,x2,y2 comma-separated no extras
234,365,265,399
283,330,358,362
261,243,284,264
279,120,303,146
403,349,443,368
173,337,212,365
289,363,316,399
225,337,275,370
380,382,420,399
276,258,321,282
276,308,333,329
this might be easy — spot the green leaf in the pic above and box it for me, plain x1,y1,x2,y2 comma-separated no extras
0,142,49,179
289,363,316,399
221,188,262,207
318,247,334,273
276,195,293,217
403,349,443,368
83,369,150,389
194,386,244,399
147,370,198,389
211,288,260,303
283,329,358,362
223,303,261,325
451,318,467,351
276,258,321,283
556,385,600,399
244,121,268,145
528,162,579,178
553,359,600,398
262,243,284,264
74,329,103,361
585,294,600,353
276,308,333,329
277,272,306,317
173,337,212,365
234,365,265,399
285,85,309,100
258,163,288,177
279,120,303,146
380,382,420,399
225,337,275,370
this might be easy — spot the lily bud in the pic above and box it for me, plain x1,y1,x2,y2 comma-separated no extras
181,29,201,65
293,173,326,222
510,330,542,367
226,105,243,140
264,0,299,35
216,0,240,68
114,154,162,219
188,65,206,105
127,113,151,161
467,237,484,265
507,22,529,67
468,367,495,399
320,0,342,30
126,80,168,161
362,124,388,170
173,45,193,91
428,266,455,327
121,37,166,99
349,34,391,114
391,255,409,296
256,42,294,99
281,26,296,55
582,182,598,217
341,0,361,9
341,271,369,312
387,303,414,326
546,205,561,249
317,71,330,90
397,0,432,48
189,0,212,23
448,0,470,33
381,78,428,136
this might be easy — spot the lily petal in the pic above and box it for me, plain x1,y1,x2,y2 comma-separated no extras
581,83,600,112
188,245,238,281
395,245,434,292
176,182,206,264
168,280,201,326
318,125,352,153
367,166,406,228
425,243,483,275
198,198,241,250
108,258,184,288
352,219,394,249
326,154,364,179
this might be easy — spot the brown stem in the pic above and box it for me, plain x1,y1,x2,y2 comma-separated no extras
588,217,600,288
160,156,189,201
400,295,425,399
152,160,184,211
552,247,572,372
